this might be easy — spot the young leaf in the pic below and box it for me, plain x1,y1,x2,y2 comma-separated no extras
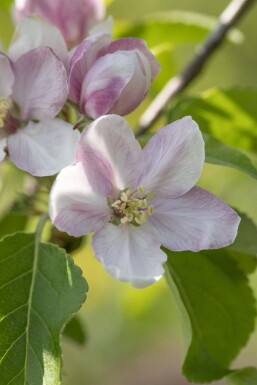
168,87,257,153
164,249,256,383
0,232,88,385
226,367,257,385
203,133,257,180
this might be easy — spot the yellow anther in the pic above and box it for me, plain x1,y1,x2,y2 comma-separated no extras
137,185,145,193
121,217,128,224
148,205,154,216
120,192,128,202
0,97,10,128
126,213,134,222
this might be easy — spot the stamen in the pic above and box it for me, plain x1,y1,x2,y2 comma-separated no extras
109,185,154,227
0,98,10,128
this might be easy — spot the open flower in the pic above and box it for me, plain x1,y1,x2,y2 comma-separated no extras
69,33,160,119
13,0,105,47
0,18,79,176
49,115,240,288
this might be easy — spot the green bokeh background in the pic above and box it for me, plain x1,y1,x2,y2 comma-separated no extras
1,0,257,384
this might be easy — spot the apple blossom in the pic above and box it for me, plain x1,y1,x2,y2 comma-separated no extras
13,0,105,47
68,33,160,119
0,47,79,176
49,115,240,288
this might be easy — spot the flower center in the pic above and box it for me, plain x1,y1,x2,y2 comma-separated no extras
108,186,154,226
0,97,10,128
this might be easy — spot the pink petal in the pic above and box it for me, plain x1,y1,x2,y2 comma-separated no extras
9,16,69,69
12,47,68,121
148,186,240,252
49,162,111,236
108,38,160,81
69,33,111,102
0,138,7,162
80,52,134,118
14,0,105,47
0,54,14,98
92,223,167,288
109,50,149,116
8,118,80,176
141,117,205,198
77,115,143,191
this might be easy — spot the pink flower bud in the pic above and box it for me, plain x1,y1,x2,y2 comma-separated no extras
69,34,161,119
13,0,105,47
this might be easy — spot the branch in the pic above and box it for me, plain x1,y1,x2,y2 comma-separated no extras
136,0,255,137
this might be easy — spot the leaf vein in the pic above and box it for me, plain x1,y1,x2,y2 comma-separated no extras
0,270,33,292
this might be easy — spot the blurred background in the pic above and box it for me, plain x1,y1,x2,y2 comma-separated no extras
1,0,257,384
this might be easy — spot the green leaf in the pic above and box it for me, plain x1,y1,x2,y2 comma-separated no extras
62,315,87,345
164,249,256,382
0,232,88,385
203,133,257,180
226,367,257,385
168,87,257,153
115,11,242,45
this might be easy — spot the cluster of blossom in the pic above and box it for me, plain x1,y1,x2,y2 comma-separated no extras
0,0,240,287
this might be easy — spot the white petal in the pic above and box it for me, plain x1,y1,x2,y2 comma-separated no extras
8,16,69,69
12,47,68,121
49,162,111,236
77,115,143,191
141,117,205,198
0,54,14,98
0,137,7,162
8,118,80,176
92,223,167,288
148,186,241,252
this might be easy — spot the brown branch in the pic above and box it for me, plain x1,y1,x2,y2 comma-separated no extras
136,0,256,137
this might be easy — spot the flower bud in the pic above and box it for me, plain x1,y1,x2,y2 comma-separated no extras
13,0,105,47
69,34,160,119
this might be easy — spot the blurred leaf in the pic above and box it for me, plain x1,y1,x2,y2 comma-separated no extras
168,87,257,153
203,133,257,180
0,6,13,48
0,163,26,221
104,0,115,6
62,315,87,345
0,213,28,239
0,232,88,384
150,43,177,94
114,11,243,45
0,0,13,12
164,249,256,382
226,367,257,385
